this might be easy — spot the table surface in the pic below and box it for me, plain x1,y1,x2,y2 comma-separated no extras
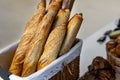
80,19,116,76
0,0,120,49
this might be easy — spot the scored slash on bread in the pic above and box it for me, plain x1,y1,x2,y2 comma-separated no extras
9,0,46,76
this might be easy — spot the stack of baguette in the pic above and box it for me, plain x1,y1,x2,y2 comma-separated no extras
9,0,83,77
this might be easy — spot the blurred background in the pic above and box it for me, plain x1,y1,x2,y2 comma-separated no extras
0,0,120,49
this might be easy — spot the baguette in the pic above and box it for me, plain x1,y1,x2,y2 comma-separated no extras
9,0,46,76
21,1,62,77
59,13,83,56
37,24,66,70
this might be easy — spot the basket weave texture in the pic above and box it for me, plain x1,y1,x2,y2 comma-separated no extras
50,56,80,80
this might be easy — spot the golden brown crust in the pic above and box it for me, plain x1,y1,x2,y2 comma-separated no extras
37,9,70,70
37,8,70,70
48,0,63,10
50,0,63,3
37,24,66,70
37,0,46,8
52,9,70,29
21,1,61,77
9,0,46,76
59,13,83,56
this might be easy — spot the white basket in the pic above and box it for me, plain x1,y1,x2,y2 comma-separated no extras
0,39,82,80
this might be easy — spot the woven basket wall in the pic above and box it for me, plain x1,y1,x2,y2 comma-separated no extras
49,56,80,80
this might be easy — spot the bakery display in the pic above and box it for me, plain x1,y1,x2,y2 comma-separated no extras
79,56,115,80
2,0,120,79
8,0,83,77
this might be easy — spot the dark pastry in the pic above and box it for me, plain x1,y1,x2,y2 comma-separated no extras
79,56,115,80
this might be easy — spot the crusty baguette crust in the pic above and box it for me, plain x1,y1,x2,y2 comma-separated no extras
21,1,61,77
37,24,66,70
59,13,83,56
9,0,46,76
52,9,70,29
50,0,63,3
48,0,63,9
37,0,46,8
